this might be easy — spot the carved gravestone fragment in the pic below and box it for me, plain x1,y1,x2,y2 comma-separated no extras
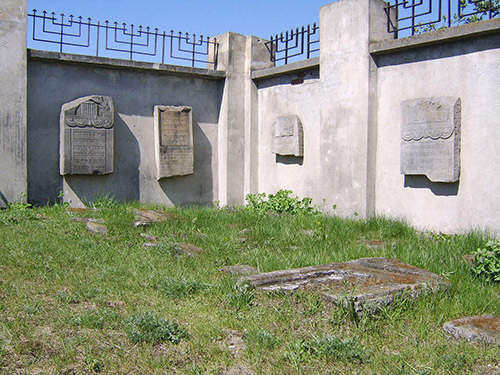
154,105,194,180
400,97,461,182
273,115,304,157
60,95,114,175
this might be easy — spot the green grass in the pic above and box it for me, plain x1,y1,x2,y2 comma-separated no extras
0,203,499,374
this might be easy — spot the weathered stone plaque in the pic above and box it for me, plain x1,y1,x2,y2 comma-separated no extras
400,97,461,182
60,95,114,175
272,115,304,157
154,105,194,179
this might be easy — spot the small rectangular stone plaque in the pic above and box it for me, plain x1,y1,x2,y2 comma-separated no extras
272,115,304,157
400,97,461,182
154,105,194,179
60,95,114,175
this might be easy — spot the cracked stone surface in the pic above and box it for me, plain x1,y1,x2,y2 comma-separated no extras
443,315,500,345
240,257,450,315
222,265,258,276
178,243,203,256
86,221,107,236
134,209,179,227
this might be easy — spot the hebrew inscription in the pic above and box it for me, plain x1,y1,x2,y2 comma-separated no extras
154,105,194,179
60,95,114,175
400,97,461,182
273,115,304,157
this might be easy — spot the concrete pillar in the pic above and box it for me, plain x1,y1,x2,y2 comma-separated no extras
215,32,272,206
0,0,27,206
319,0,392,217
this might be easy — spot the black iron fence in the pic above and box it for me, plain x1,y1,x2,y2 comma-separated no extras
27,10,219,68
265,23,320,65
385,0,500,38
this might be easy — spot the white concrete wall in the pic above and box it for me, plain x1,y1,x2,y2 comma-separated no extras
256,67,321,203
375,32,500,234
27,53,223,207
0,0,27,206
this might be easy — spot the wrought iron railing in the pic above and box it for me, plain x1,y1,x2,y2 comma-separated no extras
265,23,320,65
27,10,219,68
385,0,500,38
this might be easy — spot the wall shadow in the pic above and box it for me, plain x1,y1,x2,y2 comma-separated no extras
404,175,459,196
373,33,500,68
159,120,213,205
63,115,140,203
276,154,304,166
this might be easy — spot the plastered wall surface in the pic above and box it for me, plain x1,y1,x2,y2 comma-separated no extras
0,0,27,205
27,57,222,206
256,68,321,204
375,34,500,233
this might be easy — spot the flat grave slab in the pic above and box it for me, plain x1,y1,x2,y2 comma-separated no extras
443,315,500,345
240,257,450,315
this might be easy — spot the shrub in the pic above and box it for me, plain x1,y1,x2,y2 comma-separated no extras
471,240,500,282
245,189,319,216
124,312,188,344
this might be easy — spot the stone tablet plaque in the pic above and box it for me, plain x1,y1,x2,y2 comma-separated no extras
400,97,461,182
272,115,304,157
60,95,114,175
154,105,194,179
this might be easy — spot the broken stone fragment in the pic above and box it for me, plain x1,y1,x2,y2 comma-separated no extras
443,315,500,345
239,257,450,316
357,240,387,249
222,265,258,276
178,243,203,256
71,217,105,224
134,209,179,227
86,221,107,236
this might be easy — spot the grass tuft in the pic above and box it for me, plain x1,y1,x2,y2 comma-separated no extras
124,312,188,344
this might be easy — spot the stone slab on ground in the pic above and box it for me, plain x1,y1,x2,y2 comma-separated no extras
222,265,258,276
86,221,107,236
134,209,179,227
240,257,450,315
443,315,500,345
178,243,203,256
71,217,104,224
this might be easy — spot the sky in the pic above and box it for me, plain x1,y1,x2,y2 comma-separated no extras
27,0,335,40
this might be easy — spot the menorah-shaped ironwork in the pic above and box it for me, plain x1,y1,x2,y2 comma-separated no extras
385,0,500,38
265,23,320,65
28,10,219,68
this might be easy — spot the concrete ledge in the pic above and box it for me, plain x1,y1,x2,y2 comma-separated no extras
251,57,319,80
28,49,226,80
370,18,500,55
